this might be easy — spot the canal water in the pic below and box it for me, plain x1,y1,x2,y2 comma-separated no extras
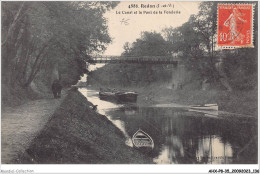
78,87,257,164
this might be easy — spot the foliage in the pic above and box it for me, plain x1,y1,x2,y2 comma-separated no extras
93,2,257,91
120,32,172,85
122,31,170,56
162,2,257,90
2,1,118,93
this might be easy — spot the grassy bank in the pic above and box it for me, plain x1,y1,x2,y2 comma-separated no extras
16,89,152,164
87,81,257,117
137,84,258,117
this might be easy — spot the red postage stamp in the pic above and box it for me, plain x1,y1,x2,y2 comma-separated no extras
217,4,254,48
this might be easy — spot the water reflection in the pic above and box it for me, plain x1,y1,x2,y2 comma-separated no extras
78,88,133,147
196,136,233,164
79,88,257,164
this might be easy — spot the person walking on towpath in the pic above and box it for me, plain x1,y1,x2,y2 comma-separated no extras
52,79,62,98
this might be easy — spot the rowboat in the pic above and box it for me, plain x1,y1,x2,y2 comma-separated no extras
132,129,154,149
189,104,218,111
115,92,138,102
188,108,219,118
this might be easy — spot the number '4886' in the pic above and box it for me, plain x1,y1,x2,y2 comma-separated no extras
129,4,138,8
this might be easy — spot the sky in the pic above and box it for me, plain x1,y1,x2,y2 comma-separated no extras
103,1,201,55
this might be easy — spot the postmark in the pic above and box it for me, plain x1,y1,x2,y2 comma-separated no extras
217,3,254,49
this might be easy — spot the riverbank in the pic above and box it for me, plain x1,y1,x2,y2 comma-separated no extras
16,89,152,164
87,82,257,117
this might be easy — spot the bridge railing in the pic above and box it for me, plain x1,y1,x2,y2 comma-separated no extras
88,55,179,64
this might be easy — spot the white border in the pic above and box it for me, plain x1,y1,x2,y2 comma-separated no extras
1,164,260,174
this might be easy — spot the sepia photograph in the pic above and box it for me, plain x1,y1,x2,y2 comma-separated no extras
1,1,259,173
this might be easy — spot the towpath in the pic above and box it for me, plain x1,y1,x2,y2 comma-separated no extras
1,91,67,163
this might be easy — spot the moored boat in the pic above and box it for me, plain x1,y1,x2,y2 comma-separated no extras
189,104,218,111
132,129,154,149
99,91,117,100
98,88,138,102
115,91,138,102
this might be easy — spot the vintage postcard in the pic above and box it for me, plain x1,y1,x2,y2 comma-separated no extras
1,1,259,173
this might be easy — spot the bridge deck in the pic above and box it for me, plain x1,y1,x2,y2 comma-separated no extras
88,56,179,65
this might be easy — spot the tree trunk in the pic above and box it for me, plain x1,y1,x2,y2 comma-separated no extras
23,39,52,87
2,2,29,47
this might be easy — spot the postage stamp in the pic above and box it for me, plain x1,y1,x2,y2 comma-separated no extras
217,4,254,48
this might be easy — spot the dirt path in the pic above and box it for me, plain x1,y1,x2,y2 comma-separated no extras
1,91,67,164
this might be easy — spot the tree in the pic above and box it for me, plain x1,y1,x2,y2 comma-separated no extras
190,2,219,81
121,32,172,84
162,1,257,91
2,2,119,90
123,31,169,56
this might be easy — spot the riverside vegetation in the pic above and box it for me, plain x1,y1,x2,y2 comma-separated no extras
87,2,258,117
2,2,119,106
